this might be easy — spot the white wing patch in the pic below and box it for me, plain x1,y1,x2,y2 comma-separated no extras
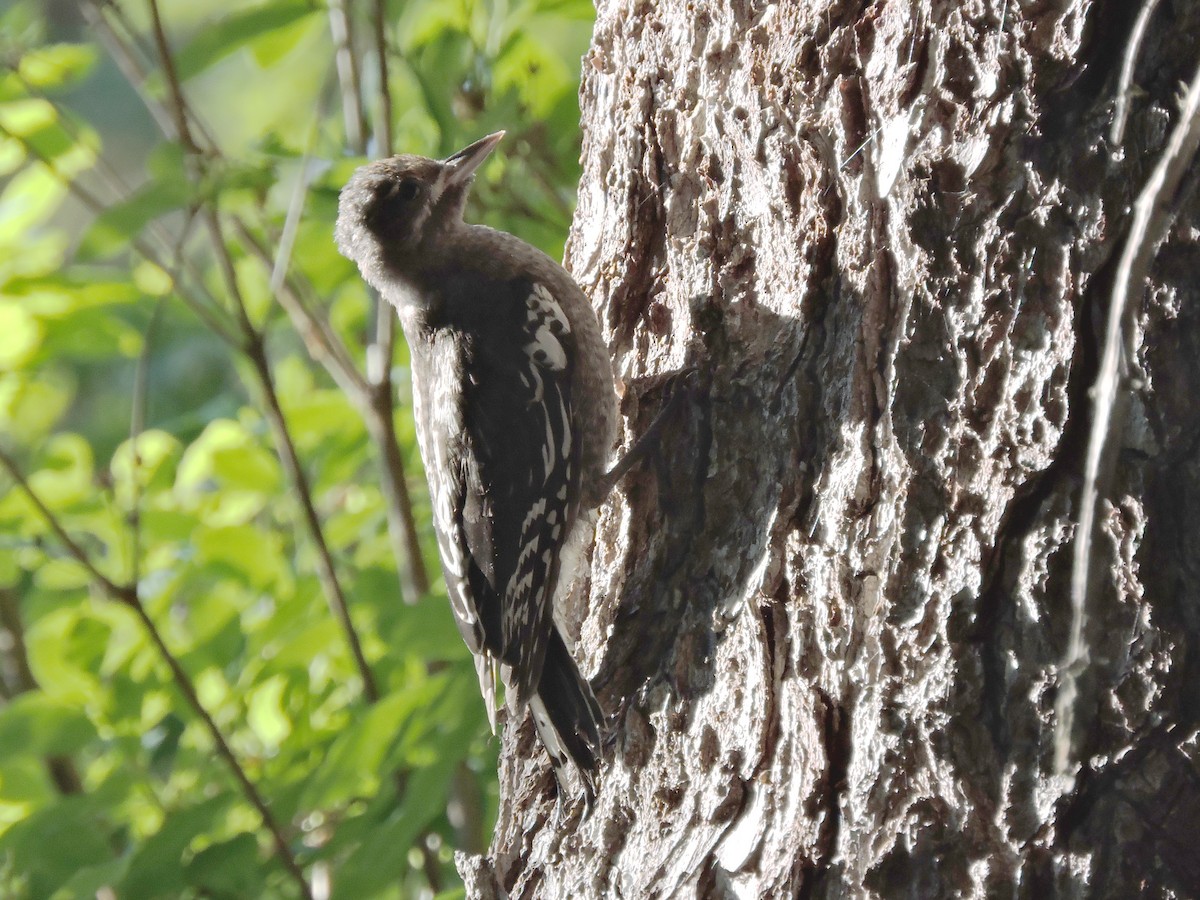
412,343,475,628
522,283,571,371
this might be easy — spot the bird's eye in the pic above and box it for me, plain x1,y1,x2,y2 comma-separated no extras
393,179,420,202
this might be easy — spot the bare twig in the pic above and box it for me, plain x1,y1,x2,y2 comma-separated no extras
366,393,431,600
146,0,201,154
128,298,166,588
246,341,381,702
268,77,329,301
87,1,220,150
359,0,430,602
1110,0,1162,146
0,449,132,600
8,67,137,203
80,1,176,138
1058,60,1200,776
240,219,430,601
235,220,369,398
0,588,36,700
370,0,394,158
202,209,258,336
213,206,380,699
328,0,366,153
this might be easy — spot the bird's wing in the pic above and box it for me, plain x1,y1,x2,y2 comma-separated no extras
458,278,581,710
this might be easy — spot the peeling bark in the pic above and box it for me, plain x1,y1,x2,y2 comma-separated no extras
462,1,1200,896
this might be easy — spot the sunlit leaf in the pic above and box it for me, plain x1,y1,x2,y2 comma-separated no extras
175,0,319,81
0,694,97,757
0,164,67,242
16,44,97,90
0,374,70,442
0,301,42,368
195,523,285,588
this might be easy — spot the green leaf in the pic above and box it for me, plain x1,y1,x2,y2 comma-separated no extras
298,688,421,810
17,44,97,90
49,858,128,900
177,419,281,497
0,163,68,242
0,797,112,899
175,0,318,81
184,832,260,896
0,694,97,757
116,795,231,900
0,300,43,368
195,524,285,588
0,374,71,442
77,178,193,260
25,608,107,704
330,756,455,900
27,432,94,509
142,712,186,780
0,98,55,137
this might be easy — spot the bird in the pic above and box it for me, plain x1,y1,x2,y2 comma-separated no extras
335,132,618,802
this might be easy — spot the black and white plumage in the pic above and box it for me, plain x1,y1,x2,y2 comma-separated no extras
334,133,617,798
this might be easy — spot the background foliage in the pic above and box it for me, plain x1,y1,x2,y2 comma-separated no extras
0,0,593,896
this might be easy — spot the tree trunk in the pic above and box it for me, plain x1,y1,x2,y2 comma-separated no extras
461,1,1200,896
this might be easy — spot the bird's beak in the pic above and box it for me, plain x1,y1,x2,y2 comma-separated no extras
442,131,505,188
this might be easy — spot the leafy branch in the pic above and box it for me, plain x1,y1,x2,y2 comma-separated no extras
0,447,312,898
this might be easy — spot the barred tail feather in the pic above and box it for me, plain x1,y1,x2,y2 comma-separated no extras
528,629,604,806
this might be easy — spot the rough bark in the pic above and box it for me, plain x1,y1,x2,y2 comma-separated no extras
462,1,1200,896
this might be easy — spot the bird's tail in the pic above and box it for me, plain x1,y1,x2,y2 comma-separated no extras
528,628,604,806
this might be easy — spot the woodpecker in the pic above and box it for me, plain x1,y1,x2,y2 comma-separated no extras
335,133,617,800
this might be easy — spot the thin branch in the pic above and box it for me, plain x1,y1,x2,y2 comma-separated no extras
1058,60,1200,776
366,394,431,600
212,207,380,698
367,0,395,411
80,1,176,138
85,0,220,150
245,344,381,702
328,0,366,153
145,0,201,153
238,220,429,601
370,0,394,158
138,9,380,702
201,209,258,338
128,298,167,588
9,67,136,203
0,588,36,701
361,0,429,600
127,599,313,898
1110,0,1162,146
0,448,132,601
236,220,369,398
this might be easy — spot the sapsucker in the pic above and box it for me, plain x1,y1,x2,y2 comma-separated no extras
335,133,617,799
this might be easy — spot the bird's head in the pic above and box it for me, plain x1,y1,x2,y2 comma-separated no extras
335,132,504,289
